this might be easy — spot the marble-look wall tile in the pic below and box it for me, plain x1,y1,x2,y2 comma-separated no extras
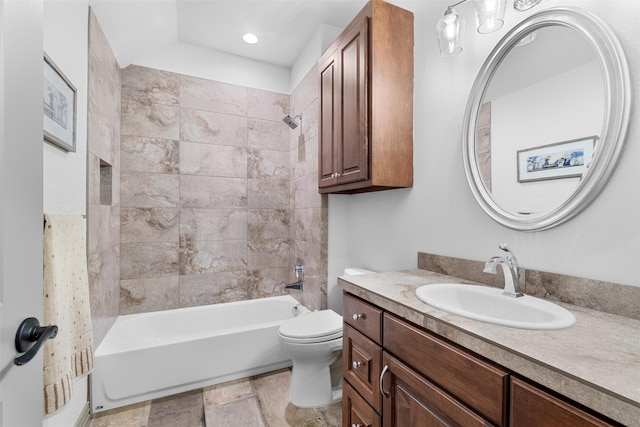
248,119,290,151
180,108,248,147
180,142,247,178
291,173,325,209
248,179,289,209
248,268,290,299
291,208,326,244
247,88,288,121
297,275,326,312
88,10,121,346
248,239,290,270
120,172,180,208
248,209,290,241
121,136,179,174
179,271,248,307
291,240,326,278
291,134,319,180
180,176,247,208
291,66,319,118
120,276,180,314
120,242,179,280
180,208,247,242
120,208,180,243
88,153,101,205
87,205,120,347
180,75,248,115
121,65,179,106
88,98,119,168
248,149,289,180
121,99,179,140
180,239,247,275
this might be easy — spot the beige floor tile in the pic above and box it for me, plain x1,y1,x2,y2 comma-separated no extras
205,397,266,427
315,402,342,427
89,400,151,427
204,378,255,407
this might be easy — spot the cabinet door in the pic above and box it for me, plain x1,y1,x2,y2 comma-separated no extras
338,16,368,185
510,377,619,427
343,383,381,427
344,324,383,413
381,353,493,427
319,49,339,188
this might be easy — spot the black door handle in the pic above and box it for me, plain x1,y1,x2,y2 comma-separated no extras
14,317,58,366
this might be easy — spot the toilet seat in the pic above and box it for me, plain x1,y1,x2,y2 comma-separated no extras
279,310,343,344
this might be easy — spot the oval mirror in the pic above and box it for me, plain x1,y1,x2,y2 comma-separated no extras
463,8,630,231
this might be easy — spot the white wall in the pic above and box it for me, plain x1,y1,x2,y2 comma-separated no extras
329,0,639,287
43,1,90,426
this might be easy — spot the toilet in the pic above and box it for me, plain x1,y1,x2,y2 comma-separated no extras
278,268,374,407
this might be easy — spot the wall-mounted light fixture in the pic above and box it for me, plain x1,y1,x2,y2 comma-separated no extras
436,0,542,56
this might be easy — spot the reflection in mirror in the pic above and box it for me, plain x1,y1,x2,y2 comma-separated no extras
463,8,630,231
477,25,604,217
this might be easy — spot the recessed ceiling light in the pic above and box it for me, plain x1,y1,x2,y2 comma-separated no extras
242,33,259,45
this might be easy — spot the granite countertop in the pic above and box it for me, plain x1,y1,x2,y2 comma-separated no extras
338,269,640,427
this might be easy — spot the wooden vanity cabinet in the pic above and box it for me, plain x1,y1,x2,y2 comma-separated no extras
342,292,621,426
318,0,413,194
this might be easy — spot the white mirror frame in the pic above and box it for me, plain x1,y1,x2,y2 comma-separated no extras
462,7,631,231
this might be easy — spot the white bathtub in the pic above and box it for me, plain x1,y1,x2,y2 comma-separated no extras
90,295,307,413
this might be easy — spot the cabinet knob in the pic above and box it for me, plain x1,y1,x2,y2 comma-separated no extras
352,313,364,321
352,424,363,427
352,361,362,369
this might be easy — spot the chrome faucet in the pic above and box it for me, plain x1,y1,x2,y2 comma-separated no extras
281,259,304,292
483,243,523,298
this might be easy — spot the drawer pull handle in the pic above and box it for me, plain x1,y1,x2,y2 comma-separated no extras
352,361,362,369
352,313,364,321
380,364,390,398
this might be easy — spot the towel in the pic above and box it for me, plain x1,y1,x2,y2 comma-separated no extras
43,213,94,415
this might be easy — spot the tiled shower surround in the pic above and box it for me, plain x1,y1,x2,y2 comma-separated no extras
88,8,327,337
117,64,326,316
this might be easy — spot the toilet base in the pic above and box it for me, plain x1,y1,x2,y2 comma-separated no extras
288,350,342,408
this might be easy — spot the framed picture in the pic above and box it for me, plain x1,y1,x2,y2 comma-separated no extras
43,54,76,152
517,136,597,183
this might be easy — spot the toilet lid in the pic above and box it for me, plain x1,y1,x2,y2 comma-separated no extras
279,310,342,340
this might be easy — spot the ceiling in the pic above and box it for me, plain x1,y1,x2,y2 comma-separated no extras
89,0,369,69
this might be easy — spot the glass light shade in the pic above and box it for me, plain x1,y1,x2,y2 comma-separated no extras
474,0,505,33
514,0,542,11
242,33,259,45
436,10,463,57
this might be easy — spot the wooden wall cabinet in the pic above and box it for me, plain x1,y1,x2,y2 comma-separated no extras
342,292,621,427
318,0,413,194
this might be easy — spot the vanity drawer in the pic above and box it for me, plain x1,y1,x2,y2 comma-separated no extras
383,313,509,426
510,377,619,427
344,323,383,413
343,293,382,344
343,382,381,427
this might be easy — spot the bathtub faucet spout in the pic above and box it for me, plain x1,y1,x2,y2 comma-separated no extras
282,259,304,292
281,280,303,292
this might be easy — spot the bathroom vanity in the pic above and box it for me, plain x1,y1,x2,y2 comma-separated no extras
339,269,639,427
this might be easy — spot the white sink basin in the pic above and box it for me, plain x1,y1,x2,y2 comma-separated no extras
415,283,575,330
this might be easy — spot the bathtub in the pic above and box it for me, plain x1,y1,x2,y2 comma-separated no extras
90,295,307,413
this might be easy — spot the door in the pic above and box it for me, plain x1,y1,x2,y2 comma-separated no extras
0,0,45,426
381,353,491,427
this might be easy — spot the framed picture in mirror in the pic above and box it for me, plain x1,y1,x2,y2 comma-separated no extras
517,136,597,183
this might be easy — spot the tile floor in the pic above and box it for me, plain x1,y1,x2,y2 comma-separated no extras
89,369,342,427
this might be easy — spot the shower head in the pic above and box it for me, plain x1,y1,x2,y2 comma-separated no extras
282,114,302,129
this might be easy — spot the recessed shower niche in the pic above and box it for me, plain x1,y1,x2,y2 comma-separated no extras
99,159,112,205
